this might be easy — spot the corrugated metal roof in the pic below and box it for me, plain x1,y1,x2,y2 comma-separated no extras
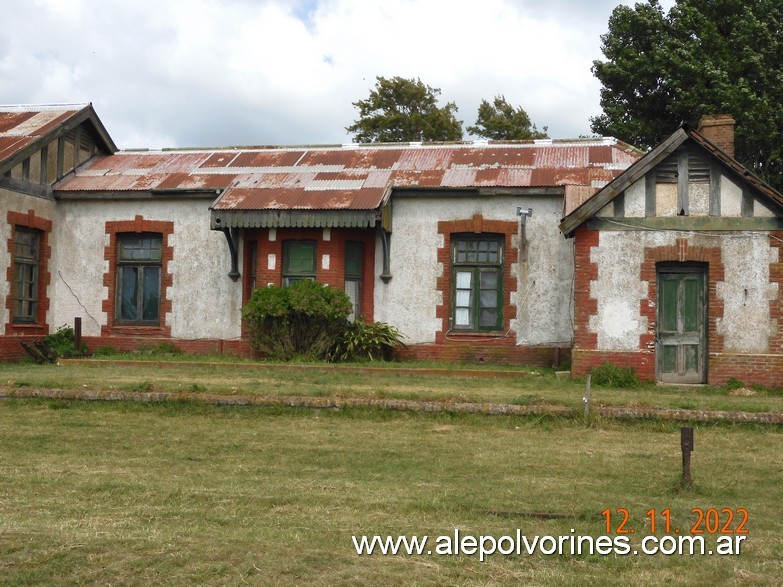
55,139,642,211
0,104,89,162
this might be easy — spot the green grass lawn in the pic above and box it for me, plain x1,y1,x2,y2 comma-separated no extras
1,359,783,414
1,399,782,585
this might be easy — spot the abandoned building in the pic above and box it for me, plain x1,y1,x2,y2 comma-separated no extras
1,104,780,386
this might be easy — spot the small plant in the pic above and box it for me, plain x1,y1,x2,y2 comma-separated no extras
43,325,87,358
152,342,182,356
590,362,640,389
93,345,119,357
333,317,405,362
724,378,745,391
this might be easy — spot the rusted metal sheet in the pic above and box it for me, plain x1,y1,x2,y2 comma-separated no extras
54,140,640,213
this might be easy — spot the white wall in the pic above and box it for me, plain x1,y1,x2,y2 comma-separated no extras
374,194,573,346
52,199,243,339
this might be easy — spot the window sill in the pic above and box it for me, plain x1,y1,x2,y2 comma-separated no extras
110,325,167,336
447,330,506,338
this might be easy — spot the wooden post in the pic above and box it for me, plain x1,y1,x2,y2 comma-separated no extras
583,374,591,427
74,317,82,352
681,427,694,487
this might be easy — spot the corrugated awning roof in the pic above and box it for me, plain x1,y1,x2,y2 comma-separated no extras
55,139,641,226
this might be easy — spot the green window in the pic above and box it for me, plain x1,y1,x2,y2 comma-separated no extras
344,242,363,321
282,240,316,286
13,227,40,323
451,235,503,331
116,233,162,325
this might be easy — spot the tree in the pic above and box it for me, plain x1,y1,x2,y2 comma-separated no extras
591,0,783,189
467,95,548,140
346,76,463,143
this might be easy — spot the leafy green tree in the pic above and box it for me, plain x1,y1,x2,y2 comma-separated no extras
591,0,783,189
467,95,548,140
346,76,463,142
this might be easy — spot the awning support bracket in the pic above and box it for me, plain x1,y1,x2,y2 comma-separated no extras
221,227,241,282
379,228,392,283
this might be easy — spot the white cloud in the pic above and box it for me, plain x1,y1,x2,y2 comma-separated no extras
0,0,677,148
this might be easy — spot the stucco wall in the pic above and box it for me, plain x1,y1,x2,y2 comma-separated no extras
52,199,242,339
0,189,57,329
375,195,573,345
589,230,776,354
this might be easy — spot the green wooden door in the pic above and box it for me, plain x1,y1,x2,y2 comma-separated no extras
657,267,707,384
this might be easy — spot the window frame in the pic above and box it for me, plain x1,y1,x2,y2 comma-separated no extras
282,240,317,286
115,233,163,326
12,226,40,324
450,234,504,331
344,241,364,321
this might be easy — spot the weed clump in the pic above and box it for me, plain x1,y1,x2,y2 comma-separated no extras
590,362,640,389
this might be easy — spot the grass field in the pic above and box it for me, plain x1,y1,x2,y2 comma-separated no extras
1,394,783,585
2,359,783,414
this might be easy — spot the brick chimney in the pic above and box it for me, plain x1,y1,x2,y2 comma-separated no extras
697,114,735,158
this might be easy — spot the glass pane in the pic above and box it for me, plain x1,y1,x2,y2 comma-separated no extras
345,242,363,278
120,234,162,261
15,229,38,260
455,271,472,289
142,266,161,321
480,290,498,309
119,267,139,321
286,241,316,274
344,279,360,321
480,271,497,289
456,290,471,307
455,308,471,327
479,308,498,328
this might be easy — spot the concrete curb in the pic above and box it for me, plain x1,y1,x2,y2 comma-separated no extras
1,386,781,425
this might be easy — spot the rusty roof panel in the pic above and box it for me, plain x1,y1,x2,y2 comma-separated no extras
54,141,641,212
229,150,304,168
0,111,36,134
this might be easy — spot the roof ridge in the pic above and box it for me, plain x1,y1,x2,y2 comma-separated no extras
0,103,90,111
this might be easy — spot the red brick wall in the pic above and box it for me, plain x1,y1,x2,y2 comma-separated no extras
102,216,174,337
5,209,53,336
244,227,376,321
399,342,569,367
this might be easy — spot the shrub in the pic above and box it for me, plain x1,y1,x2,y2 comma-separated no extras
43,325,87,358
242,280,353,361
334,317,405,362
590,362,640,389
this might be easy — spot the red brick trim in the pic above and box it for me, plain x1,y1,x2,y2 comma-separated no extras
572,225,599,350
5,210,52,335
102,216,174,337
435,214,518,343
769,231,783,355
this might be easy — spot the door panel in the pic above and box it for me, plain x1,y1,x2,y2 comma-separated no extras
657,267,707,383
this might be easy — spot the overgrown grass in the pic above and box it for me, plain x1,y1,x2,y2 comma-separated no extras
0,400,781,585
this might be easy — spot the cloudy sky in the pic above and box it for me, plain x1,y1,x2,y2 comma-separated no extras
0,0,675,149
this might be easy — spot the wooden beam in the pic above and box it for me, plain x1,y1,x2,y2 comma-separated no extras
0,176,54,199
709,164,721,216
677,149,688,215
40,145,49,185
587,216,783,231
56,136,65,179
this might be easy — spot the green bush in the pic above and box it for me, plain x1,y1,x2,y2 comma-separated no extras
44,325,87,358
334,317,405,362
242,280,353,361
590,362,640,389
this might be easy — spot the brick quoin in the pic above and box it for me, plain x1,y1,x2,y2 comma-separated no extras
102,216,174,337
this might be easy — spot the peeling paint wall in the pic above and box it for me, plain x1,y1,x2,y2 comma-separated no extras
0,188,57,329
53,200,243,339
588,230,778,354
375,195,572,345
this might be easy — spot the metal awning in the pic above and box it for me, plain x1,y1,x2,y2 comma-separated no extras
210,209,378,230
